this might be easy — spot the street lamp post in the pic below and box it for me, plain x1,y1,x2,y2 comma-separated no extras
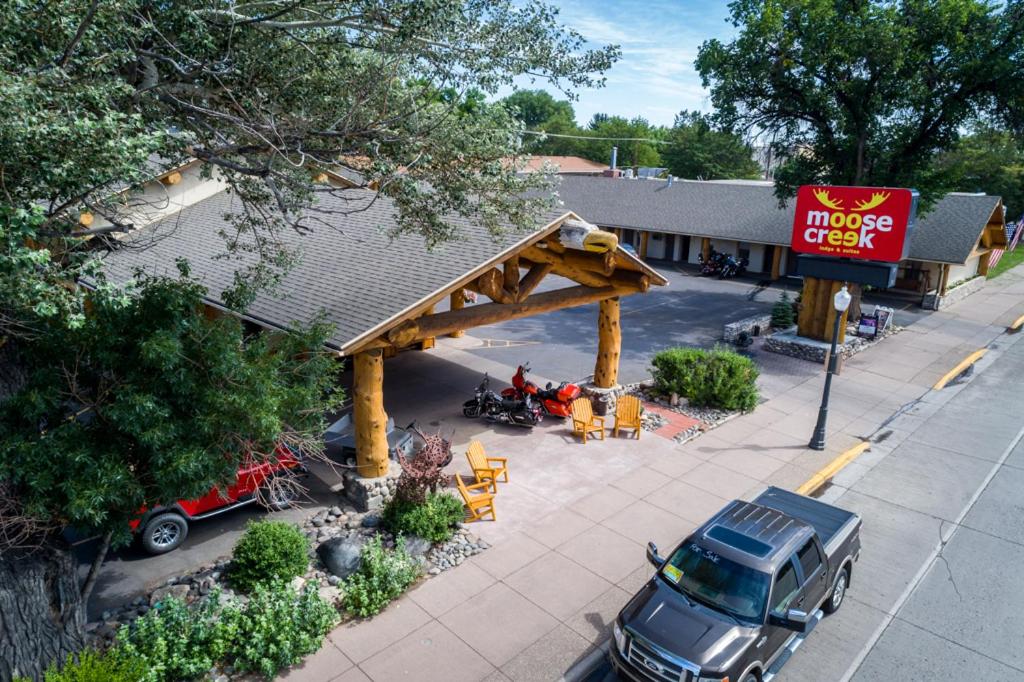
809,284,852,451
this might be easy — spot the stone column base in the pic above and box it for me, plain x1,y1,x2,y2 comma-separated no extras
341,460,401,512
579,382,628,416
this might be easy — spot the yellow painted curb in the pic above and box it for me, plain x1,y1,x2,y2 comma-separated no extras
932,349,987,390
1008,313,1024,333
796,441,870,496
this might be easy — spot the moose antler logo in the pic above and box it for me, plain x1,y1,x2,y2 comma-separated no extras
851,191,891,212
813,189,844,210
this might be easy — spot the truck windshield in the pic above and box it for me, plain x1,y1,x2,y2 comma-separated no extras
660,541,769,623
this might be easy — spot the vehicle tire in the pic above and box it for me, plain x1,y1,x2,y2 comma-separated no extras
141,512,189,555
743,673,760,682
259,480,298,511
462,400,481,418
823,566,849,614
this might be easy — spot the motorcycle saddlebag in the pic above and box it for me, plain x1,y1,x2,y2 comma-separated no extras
558,384,582,402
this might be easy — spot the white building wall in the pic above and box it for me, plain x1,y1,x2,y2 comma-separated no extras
948,255,981,285
646,232,667,259
747,244,766,273
688,238,703,264
672,237,684,261
711,239,737,256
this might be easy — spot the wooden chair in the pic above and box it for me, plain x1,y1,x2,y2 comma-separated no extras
570,397,605,444
614,395,642,439
466,441,509,492
455,473,497,522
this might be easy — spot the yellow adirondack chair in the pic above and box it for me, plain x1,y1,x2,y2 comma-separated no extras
570,397,605,444
614,395,642,439
455,473,497,522
466,441,509,492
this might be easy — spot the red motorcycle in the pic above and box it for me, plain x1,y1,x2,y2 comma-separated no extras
501,363,581,418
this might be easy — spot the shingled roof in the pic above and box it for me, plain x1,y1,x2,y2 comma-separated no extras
556,176,1003,265
100,188,576,353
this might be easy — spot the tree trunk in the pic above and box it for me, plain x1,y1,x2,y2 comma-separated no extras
0,544,86,682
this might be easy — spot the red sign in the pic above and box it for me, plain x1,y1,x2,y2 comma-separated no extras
792,185,918,262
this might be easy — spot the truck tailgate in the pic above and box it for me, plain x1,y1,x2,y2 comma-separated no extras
754,487,857,550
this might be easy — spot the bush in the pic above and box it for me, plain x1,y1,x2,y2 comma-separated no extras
117,593,239,682
383,492,465,542
771,291,795,329
651,347,759,412
231,583,338,679
231,520,310,593
342,534,421,618
33,649,146,682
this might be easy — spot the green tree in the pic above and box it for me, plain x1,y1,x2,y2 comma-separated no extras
662,111,762,180
578,115,664,168
501,89,577,129
696,0,1024,206
936,125,1024,221
0,263,342,681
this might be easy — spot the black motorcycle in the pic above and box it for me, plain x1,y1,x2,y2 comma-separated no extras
462,374,542,428
719,255,749,279
698,249,726,276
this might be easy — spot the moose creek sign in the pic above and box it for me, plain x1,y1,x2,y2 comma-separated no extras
792,185,919,262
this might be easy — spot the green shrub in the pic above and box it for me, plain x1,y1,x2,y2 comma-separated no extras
231,582,338,679
771,291,795,329
116,593,239,682
383,492,464,542
231,520,310,593
651,347,759,412
342,534,421,618
35,649,146,682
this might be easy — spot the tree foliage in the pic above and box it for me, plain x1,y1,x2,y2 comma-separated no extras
936,125,1024,221
662,111,762,180
696,0,1024,205
0,0,617,265
0,265,342,549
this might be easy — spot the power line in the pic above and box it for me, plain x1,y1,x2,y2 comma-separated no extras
515,130,670,144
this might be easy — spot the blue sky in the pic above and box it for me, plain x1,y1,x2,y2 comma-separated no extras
499,0,738,127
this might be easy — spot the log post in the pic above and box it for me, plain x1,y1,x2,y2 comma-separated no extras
594,297,622,388
939,263,951,295
771,246,783,280
639,231,650,260
353,349,389,478
978,251,991,277
449,291,465,338
503,256,520,300
701,237,711,260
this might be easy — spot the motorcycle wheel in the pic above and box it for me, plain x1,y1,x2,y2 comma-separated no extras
462,400,481,418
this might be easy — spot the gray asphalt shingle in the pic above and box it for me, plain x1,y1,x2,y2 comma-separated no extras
555,176,1000,264
100,189,568,351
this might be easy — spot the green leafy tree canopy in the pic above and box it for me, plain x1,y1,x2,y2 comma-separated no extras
663,111,762,180
936,124,1024,221
696,0,1024,206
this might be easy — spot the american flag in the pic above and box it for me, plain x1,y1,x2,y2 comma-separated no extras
989,222,1023,269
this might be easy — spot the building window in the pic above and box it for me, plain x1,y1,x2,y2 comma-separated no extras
737,241,751,261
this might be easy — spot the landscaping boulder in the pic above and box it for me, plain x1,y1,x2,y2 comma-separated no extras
403,535,432,557
317,536,365,578
149,583,190,606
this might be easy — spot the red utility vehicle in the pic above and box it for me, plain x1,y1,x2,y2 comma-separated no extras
501,363,581,418
130,445,302,555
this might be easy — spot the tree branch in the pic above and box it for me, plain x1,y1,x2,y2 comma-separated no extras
56,0,101,69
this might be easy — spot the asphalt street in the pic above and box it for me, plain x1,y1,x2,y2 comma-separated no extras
575,318,1024,682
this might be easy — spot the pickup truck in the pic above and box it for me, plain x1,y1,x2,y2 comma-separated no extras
611,487,861,682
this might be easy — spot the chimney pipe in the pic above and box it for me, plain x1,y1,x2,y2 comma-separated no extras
610,146,618,171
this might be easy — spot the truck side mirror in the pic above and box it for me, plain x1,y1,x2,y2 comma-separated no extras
768,608,812,633
646,541,664,568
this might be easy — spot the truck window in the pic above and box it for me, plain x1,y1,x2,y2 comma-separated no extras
797,539,823,581
770,559,800,614
661,541,770,622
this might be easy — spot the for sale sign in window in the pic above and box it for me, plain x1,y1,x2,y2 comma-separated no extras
792,185,918,263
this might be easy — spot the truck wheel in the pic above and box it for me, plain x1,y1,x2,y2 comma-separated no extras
141,512,189,554
743,673,760,682
823,566,849,614
259,481,297,511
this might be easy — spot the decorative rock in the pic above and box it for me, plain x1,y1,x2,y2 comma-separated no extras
317,536,365,578
330,506,343,516
150,584,190,606
318,585,341,605
403,535,432,557
361,513,381,528
290,576,307,592
327,574,341,586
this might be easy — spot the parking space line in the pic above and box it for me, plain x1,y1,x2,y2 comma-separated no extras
795,441,871,496
1008,313,1024,333
932,348,988,390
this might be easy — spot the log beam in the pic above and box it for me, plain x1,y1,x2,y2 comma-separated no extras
448,291,465,337
475,268,515,304
387,285,634,345
503,256,520,300
522,245,615,276
594,297,621,388
517,262,553,302
353,349,389,478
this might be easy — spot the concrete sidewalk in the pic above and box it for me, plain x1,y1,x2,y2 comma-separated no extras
282,265,1024,682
